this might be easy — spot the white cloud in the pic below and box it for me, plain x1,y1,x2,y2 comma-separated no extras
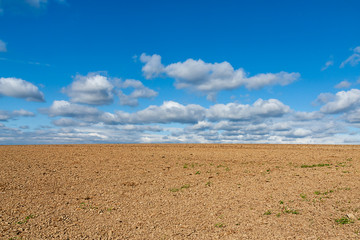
0,77,45,102
0,122,167,145
313,92,335,106
285,128,312,138
52,118,85,127
140,53,300,100
42,98,292,127
13,109,35,117
271,122,292,131
42,100,205,126
340,46,360,68
293,111,324,121
117,92,139,107
344,109,360,123
176,115,348,144
320,89,360,114
63,74,158,107
0,40,7,52
140,53,164,79
207,99,290,121
41,100,100,118
117,79,158,107
0,109,35,121
335,80,351,89
102,101,206,124
130,87,158,99
62,73,114,105
0,111,12,121
321,60,334,71
186,121,212,131
245,72,300,90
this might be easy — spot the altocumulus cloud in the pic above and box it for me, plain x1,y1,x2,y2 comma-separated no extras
140,53,300,100
0,77,45,102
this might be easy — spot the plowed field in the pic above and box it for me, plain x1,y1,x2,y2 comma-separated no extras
1,144,360,239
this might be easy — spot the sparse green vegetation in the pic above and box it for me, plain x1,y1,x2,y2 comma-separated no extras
79,202,98,210
300,193,307,199
283,207,299,214
335,216,354,224
183,163,198,169
170,188,180,192
205,181,211,187
336,162,347,167
17,214,35,224
301,163,330,168
195,171,200,175
181,184,190,189
264,210,272,215
215,223,225,228
170,184,190,192
313,190,334,197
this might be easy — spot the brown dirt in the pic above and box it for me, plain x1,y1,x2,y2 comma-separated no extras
1,144,360,239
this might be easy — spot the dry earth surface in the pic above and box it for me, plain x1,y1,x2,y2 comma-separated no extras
1,144,360,239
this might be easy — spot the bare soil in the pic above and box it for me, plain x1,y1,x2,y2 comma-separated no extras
1,144,360,239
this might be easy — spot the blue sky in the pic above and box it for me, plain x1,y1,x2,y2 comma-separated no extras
0,0,360,144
